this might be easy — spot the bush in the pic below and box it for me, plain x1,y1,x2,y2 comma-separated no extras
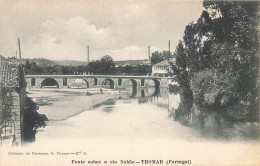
190,69,239,108
168,84,179,94
23,97,48,142
190,68,259,121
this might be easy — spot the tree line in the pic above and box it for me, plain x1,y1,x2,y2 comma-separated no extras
24,55,152,76
170,1,259,121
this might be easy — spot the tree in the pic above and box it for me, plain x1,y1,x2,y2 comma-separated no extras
135,65,152,76
76,65,87,75
86,55,116,75
200,2,259,110
87,60,100,74
25,60,30,70
170,1,259,120
151,51,173,65
151,51,163,65
99,55,116,75
122,65,133,75
171,41,192,98
61,65,73,75
24,61,43,75
23,97,47,142
174,41,188,71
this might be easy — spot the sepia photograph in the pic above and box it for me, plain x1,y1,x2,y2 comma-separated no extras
0,0,259,165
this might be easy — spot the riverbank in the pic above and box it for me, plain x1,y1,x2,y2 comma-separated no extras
27,88,126,121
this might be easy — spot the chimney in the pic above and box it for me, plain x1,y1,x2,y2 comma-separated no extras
148,46,151,61
168,40,171,53
87,45,89,63
18,38,22,65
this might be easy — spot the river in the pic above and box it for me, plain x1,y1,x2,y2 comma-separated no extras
27,87,199,141
24,87,259,165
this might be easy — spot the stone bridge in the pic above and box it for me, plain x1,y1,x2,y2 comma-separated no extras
25,75,171,89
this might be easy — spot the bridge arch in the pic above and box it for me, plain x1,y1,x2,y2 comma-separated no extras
70,79,89,89
129,79,137,89
102,78,114,89
152,87,160,96
152,79,160,88
41,78,59,88
82,79,90,88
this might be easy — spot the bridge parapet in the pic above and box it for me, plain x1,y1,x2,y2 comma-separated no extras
24,74,170,79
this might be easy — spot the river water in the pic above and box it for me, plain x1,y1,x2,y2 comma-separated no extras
25,87,259,165
28,87,258,142
27,87,199,142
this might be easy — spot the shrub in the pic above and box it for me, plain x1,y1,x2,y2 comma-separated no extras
23,97,48,142
190,69,239,108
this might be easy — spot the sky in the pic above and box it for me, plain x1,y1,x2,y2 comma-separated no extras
0,0,203,61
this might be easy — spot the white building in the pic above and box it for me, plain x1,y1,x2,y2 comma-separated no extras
152,58,175,77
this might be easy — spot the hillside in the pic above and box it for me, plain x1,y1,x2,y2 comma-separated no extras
53,60,88,66
22,58,150,67
22,58,56,66
115,60,150,67
22,58,89,66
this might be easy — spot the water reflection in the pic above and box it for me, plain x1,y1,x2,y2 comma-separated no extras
132,88,170,107
125,86,161,98
170,99,193,125
169,98,259,141
124,86,258,141
141,89,145,97
103,106,114,113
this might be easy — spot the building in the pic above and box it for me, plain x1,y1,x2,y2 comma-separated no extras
152,58,174,77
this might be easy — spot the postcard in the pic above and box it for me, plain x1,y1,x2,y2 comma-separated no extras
0,0,259,166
